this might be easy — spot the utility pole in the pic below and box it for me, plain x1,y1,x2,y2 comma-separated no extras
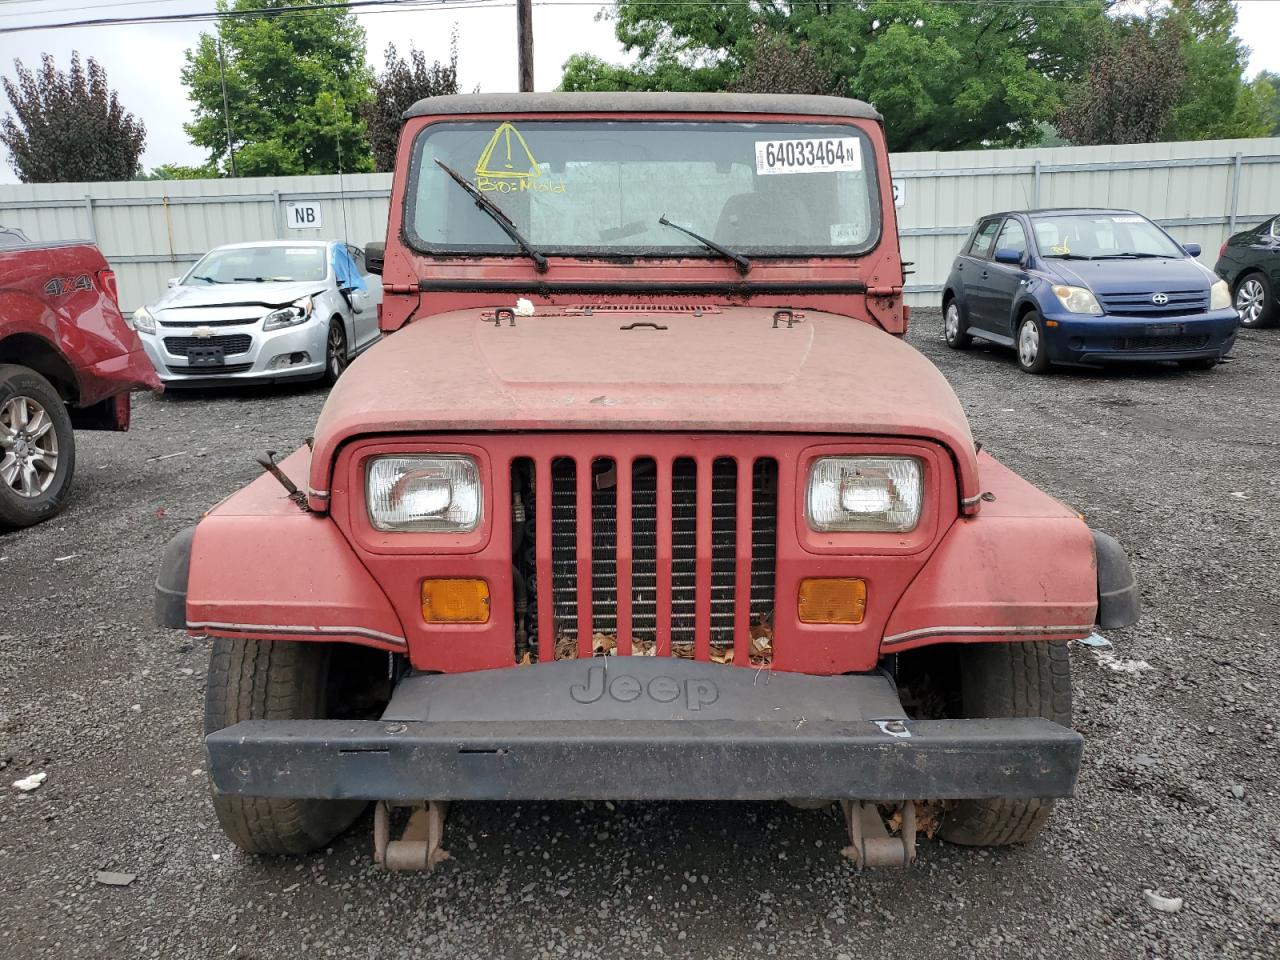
217,38,239,178
516,0,533,92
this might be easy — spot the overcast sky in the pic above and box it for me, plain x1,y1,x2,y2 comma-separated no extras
0,0,1275,184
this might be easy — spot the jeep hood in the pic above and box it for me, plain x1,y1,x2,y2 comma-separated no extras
307,305,978,508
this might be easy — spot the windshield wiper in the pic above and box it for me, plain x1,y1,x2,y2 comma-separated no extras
434,159,548,273
1045,253,1098,260
234,276,267,282
190,274,222,283
1094,253,1170,259
657,215,751,275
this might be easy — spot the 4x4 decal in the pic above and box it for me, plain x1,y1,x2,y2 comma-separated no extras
43,274,92,297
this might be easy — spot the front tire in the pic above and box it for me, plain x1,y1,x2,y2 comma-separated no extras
943,298,972,349
1016,313,1051,374
1234,273,1274,328
0,364,76,530
204,638,368,855
324,319,348,386
937,641,1073,846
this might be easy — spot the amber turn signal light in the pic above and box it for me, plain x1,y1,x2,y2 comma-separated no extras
797,577,867,624
421,578,490,623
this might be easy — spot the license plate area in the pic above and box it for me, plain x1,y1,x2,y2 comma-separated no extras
1147,323,1184,336
187,345,225,367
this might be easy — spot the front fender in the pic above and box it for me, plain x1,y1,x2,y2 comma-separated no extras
154,447,407,653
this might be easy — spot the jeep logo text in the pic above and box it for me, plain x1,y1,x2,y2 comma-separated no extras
570,664,719,711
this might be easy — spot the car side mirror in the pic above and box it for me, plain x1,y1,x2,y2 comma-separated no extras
167,277,179,288
993,247,1024,265
1182,242,1201,258
364,242,385,276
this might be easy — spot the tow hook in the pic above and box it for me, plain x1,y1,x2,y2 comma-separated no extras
373,800,451,872
839,800,917,869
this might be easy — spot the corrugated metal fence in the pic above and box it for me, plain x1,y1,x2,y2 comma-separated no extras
1,136,1277,313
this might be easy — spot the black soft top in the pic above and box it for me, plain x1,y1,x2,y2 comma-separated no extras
403,92,881,123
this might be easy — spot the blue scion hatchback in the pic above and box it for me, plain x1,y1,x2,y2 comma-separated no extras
941,208,1240,373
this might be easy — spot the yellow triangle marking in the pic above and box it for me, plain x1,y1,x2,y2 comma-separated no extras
476,122,542,181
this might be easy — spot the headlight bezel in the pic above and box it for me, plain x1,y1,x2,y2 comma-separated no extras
262,295,314,332
131,306,156,334
796,443,946,558
365,454,483,533
1051,284,1103,315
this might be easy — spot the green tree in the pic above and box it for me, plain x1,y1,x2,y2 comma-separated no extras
1057,17,1185,145
181,0,372,177
1164,0,1270,141
364,38,461,173
1255,71,1280,136
0,52,145,182
136,163,217,181
559,1,1108,152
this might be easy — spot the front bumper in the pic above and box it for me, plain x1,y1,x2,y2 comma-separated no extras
207,659,1083,803
139,320,328,387
1041,308,1239,364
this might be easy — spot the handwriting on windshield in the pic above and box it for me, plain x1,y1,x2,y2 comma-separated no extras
475,122,566,194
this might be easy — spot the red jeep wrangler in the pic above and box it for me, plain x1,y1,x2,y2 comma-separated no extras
157,94,1138,869
0,238,159,528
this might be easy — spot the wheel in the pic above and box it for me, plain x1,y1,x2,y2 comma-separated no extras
324,319,348,385
1177,358,1218,371
943,298,972,349
1233,273,1274,328
0,364,76,529
937,641,1073,846
1016,312,1051,374
204,638,374,855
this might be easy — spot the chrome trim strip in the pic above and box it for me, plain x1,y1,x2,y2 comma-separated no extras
188,620,406,648
882,623,1093,646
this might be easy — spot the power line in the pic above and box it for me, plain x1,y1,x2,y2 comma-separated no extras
0,0,1137,32
0,0,510,35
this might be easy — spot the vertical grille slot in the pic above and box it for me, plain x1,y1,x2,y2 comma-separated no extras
549,457,577,658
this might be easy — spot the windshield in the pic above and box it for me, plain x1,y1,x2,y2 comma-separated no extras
186,245,328,284
1031,213,1184,259
405,120,881,257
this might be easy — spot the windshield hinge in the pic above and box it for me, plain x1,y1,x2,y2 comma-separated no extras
385,283,417,296
866,285,903,298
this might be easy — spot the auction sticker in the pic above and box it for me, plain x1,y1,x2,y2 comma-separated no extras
755,138,862,175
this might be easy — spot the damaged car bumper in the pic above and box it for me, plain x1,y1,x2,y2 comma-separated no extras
206,658,1083,803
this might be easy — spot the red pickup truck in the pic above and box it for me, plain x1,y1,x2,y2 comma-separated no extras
0,238,159,528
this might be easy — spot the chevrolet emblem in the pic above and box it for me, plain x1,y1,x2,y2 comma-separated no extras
192,326,215,338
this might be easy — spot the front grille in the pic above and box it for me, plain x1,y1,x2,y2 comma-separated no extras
513,451,778,664
164,362,255,375
160,317,260,328
1099,289,1207,317
1115,335,1209,352
164,334,253,357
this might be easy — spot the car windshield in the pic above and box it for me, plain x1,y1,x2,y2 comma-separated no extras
405,119,881,257
186,245,327,283
1031,213,1184,259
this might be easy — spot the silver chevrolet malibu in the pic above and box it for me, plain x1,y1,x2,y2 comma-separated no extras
132,240,382,387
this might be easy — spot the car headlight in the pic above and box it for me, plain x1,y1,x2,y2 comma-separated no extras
1210,278,1231,311
262,296,313,331
132,306,156,334
806,456,923,533
366,455,481,532
1051,284,1103,315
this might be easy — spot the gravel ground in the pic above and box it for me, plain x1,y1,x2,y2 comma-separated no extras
1,309,1277,959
